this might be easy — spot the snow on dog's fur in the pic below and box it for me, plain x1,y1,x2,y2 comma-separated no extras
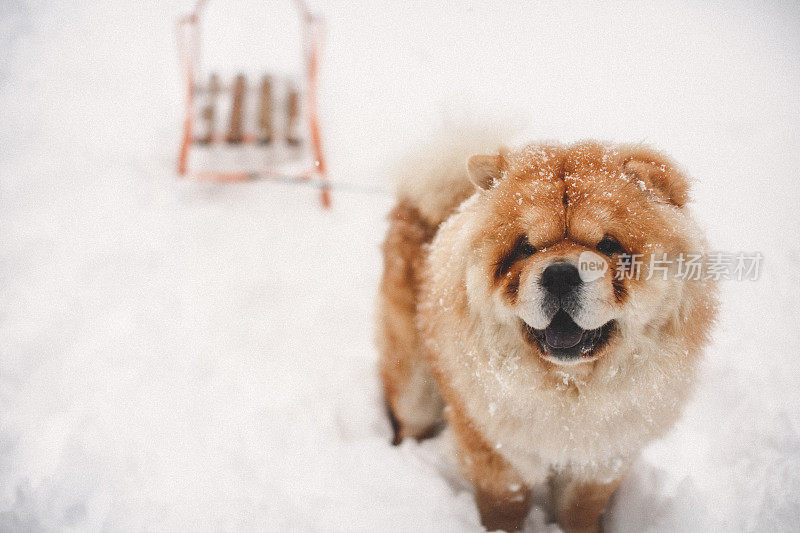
376,132,718,532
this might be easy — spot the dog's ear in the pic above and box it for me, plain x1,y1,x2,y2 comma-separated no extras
467,153,505,190
619,146,691,207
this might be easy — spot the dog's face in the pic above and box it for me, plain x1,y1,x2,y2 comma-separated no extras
465,142,696,366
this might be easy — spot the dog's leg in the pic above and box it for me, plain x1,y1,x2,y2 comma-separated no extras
377,202,443,443
447,403,531,531
381,360,443,444
550,471,622,533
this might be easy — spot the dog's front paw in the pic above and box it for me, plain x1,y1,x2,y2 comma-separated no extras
475,487,530,531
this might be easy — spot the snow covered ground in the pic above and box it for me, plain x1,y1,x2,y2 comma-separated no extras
1,1,799,531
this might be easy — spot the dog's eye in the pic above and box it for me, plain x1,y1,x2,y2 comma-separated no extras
494,236,537,280
596,235,623,256
517,236,537,257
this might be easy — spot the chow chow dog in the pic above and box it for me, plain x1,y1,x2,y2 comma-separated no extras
376,131,717,532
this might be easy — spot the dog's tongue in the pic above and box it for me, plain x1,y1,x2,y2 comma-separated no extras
544,312,584,349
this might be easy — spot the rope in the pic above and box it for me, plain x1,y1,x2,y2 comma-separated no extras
260,176,390,196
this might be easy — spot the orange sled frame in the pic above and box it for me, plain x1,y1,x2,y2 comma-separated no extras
176,0,331,207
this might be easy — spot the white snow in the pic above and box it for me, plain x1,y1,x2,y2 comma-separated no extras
1,0,800,531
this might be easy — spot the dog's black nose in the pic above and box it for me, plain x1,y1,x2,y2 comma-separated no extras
540,262,582,296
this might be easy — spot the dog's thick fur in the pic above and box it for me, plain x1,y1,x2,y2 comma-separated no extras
376,132,718,532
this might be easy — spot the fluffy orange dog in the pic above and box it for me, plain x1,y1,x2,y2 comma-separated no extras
376,132,717,532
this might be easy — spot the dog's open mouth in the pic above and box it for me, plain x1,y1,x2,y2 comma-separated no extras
523,310,615,362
